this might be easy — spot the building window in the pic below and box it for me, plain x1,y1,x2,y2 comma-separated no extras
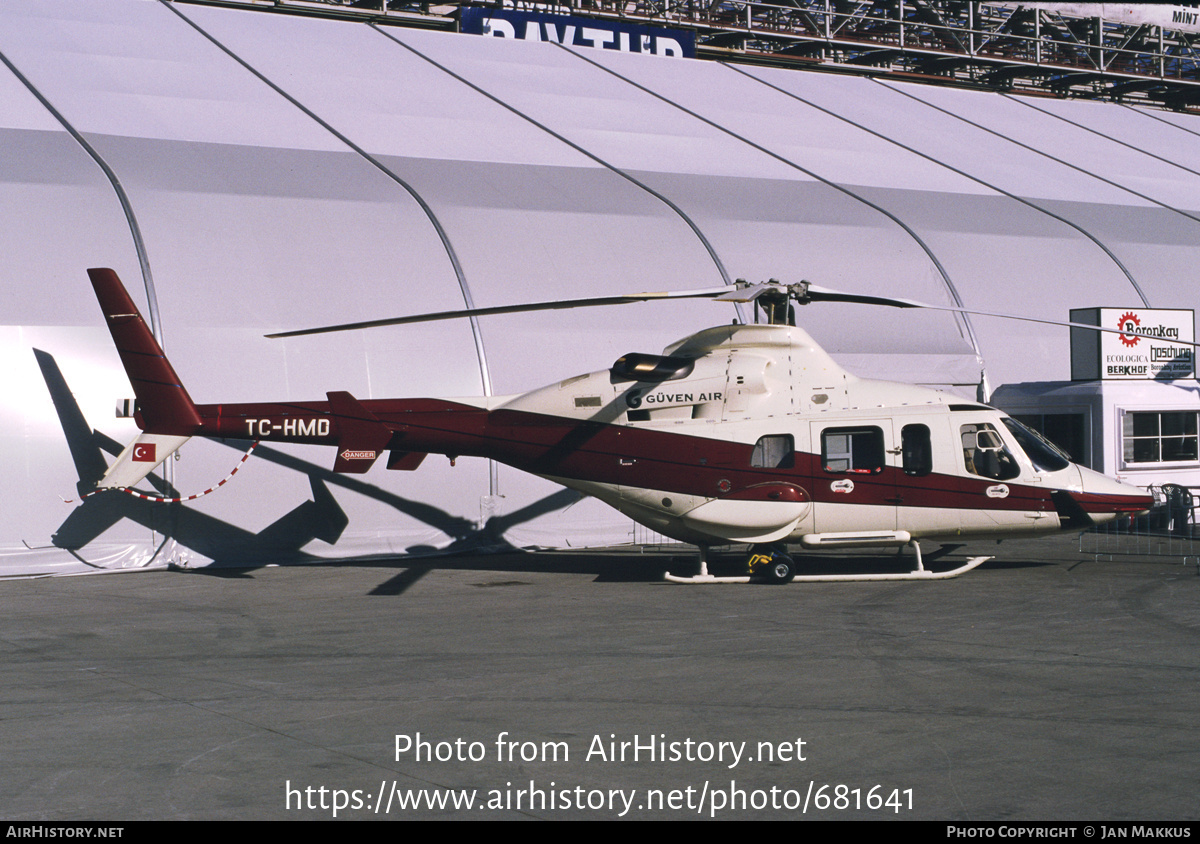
822,427,884,474
1122,411,1199,465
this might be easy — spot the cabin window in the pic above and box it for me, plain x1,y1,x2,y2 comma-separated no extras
1122,411,1199,465
960,423,1020,481
822,427,884,474
901,424,932,476
751,434,794,469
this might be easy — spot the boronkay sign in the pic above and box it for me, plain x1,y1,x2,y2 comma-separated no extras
1071,307,1195,381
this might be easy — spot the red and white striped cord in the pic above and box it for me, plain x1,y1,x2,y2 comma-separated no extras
62,441,259,504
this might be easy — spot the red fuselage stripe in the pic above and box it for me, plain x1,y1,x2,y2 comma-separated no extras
193,399,1151,514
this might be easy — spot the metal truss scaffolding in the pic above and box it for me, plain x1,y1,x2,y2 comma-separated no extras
223,0,1200,110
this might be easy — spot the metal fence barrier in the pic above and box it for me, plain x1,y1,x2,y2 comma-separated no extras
1080,484,1200,567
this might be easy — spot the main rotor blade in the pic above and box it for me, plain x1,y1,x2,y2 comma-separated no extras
265,286,733,339
801,284,926,309
268,276,1198,351
803,283,1200,348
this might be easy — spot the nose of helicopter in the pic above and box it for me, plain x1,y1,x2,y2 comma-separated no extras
1060,465,1155,527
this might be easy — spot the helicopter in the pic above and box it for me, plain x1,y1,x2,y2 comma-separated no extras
84,267,1154,584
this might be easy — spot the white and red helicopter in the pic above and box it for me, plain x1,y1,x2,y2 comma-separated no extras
86,268,1153,584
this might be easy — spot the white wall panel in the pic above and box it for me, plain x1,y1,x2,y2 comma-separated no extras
0,34,153,570
1017,96,1200,172
560,49,984,383
733,66,1171,387
863,79,1200,313
179,6,727,396
885,81,1200,214
1140,107,1200,138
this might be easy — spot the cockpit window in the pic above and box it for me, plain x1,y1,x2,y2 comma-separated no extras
1002,417,1071,473
960,423,1021,481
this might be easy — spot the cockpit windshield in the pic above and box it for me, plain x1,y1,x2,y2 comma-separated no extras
1001,417,1072,473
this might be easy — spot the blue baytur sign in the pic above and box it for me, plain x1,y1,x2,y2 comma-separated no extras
461,7,696,58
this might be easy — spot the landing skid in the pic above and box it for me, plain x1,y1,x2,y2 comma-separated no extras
664,542,993,584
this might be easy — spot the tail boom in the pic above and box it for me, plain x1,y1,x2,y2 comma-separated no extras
86,269,482,484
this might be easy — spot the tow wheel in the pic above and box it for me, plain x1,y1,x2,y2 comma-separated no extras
747,545,795,584
765,554,795,585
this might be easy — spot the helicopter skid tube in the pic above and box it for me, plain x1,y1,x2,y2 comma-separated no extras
664,554,993,584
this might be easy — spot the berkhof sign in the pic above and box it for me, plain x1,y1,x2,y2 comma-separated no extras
1070,307,1196,381
460,7,695,58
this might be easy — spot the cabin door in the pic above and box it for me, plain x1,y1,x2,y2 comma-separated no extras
809,420,900,535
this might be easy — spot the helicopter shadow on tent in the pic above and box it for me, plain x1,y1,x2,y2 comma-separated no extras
32,349,583,584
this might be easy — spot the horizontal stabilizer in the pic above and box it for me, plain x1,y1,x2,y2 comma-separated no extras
328,391,393,474
98,432,190,489
387,450,428,471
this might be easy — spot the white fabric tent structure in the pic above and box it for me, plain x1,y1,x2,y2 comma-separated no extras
2,0,1197,573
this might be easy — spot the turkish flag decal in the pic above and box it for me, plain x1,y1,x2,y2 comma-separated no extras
132,443,157,463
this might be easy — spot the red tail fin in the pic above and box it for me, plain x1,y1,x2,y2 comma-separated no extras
88,268,202,436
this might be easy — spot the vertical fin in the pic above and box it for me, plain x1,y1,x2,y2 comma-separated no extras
87,268,202,436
